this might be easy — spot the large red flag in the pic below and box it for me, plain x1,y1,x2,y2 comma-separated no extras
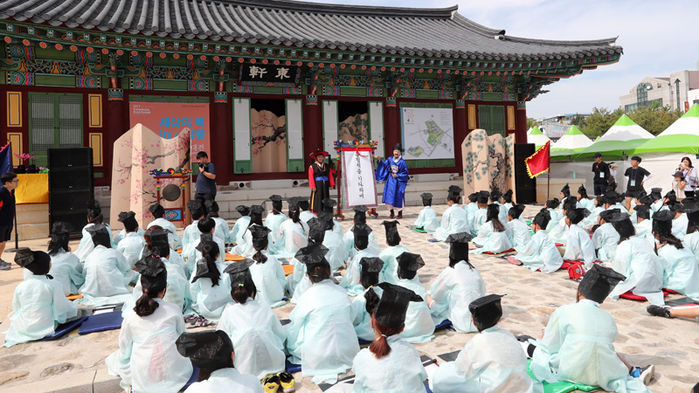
525,141,550,179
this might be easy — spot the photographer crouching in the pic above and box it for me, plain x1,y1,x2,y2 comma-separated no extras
195,151,217,202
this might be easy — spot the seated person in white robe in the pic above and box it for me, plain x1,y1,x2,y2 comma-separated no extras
682,198,699,258
550,197,579,245
507,204,532,251
264,195,288,254
205,200,230,245
349,257,384,342
319,211,348,272
648,187,664,213
232,205,264,257
463,192,479,231
106,258,192,392
472,204,513,254
351,283,428,393
218,259,285,379
490,188,508,223
247,225,286,308
592,209,620,263
559,183,571,211
184,218,226,267
663,189,677,211
670,204,689,240
189,241,231,321
182,199,206,258
562,208,596,268
513,209,564,273
147,202,182,249
321,198,344,237
652,210,699,300
543,198,562,238
144,226,188,278
80,224,135,306
276,197,309,259
176,330,264,393
633,204,655,249
285,250,359,384
428,232,485,332
395,252,435,343
577,185,594,211
470,191,490,237
47,222,84,296
3,249,78,347
502,189,514,213
298,199,315,224
413,192,440,233
116,211,146,269
340,224,379,296
431,294,541,393
343,205,380,260
287,218,326,302
74,200,115,261
582,196,604,231
229,205,251,246
432,185,470,242
378,220,410,285
607,212,664,305
526,265,654,391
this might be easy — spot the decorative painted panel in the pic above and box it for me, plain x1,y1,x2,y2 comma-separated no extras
322,100,338,154
89,132,103,166
7,132,22,166
88,94,102,128
506,105,515,131
467,104,477,129
6,91,22,127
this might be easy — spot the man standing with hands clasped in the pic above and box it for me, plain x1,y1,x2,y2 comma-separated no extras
195,151,217,202
0,172,18,270
592,153,611,196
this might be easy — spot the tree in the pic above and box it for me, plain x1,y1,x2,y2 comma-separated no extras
627,103,683,135
577,107,623,138
526,117,540,129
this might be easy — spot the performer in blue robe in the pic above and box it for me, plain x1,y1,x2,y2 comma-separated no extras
375,143,409,219
414,193,440,233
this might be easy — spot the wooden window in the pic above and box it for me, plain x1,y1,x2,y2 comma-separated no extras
477,105,506,136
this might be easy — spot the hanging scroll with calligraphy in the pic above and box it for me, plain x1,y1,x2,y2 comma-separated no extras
341,147,378,208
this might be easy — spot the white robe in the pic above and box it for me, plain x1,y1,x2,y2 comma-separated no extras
352,336,427,393
74,223,115,261
683,230,699,258
431,326,542,393
323,229,349,272
544,209,563,236
188,261,232,321
116,232,146,268
181,220,200,250
414,206,440,233
299,210,315,224
429,261,485,332
339,248,380,297
343,228,380,260
48,249,84,296
609,237,665,305
591,223,619,263
249,252,287,308
656,243,699,299
470,208,487,237
183,234,227,269
633,219,655,249
285,279,359,384
515,230,564,273
546,217,569,245
463,202,479,231
350,287,383,342
276,219,308,258
106,299,192,393
582,206,603,230
217,298,286,379
125,258,192,315
212,216,230,244
562,225,596,269
229,216,251,245
507,218,532,251
434,204,470,242
378,245,410,285
147,217,182,249
114,227,145,246
396,278,435,344
183,368,263,393
264,213,288,254
472,221,513,254
672,213,688,240
79,245,135,306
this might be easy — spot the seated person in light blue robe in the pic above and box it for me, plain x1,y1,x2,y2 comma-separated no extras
351,283,428,393
229,205,251,246
47,222,84,296
507,204,532,251
247,225,286,308
670,204,689,240
470,191,490,237
592,209,621,263
577,184,594,211
176,331,264,393
147,202,182,249
558,183,571,211
189,241,231,321
543,198,562,238
349,257,384,342
116,211,146,269
319,211,348,272
501,189,514,214
79,224,135,306
218,259,285,379
433,185,470,241
264,195,288,254
106,258,192,393
395,252,435,343
414,193,440,233
287,219,326,302
490,188,508,223
298,199,315,224
513,210,564,273
285,250,359,384
113,227,146,246
75,200,115,261
276,197,309,259
607,213,664,305
662,190,677,212
3,248,78,347
428,232,485,332
322,198,345,237
633,204,655,249
652,210,699,300
682,198,699,258
527,265,654,392
649,187,664,213
472,204,513,254
184,218,226,268
232,205,264,257
182,199,206,258
582,196,604,231
562,208,596,268
378,220,410,285
340,224,379,296
463,192,479,231
547,197,577,245
343,206,380,260
431,294,541,393
205,200,230,245
143,227,188,278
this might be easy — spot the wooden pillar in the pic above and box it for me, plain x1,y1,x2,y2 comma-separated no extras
211,92,232,184
104,88,127,185
303,95,321,168
515,101,528,144
454,99,467,173
383,97,399,158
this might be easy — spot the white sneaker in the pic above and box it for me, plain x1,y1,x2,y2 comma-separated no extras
639,364,655,385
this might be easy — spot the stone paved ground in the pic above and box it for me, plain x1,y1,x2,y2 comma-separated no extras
0,204,696,392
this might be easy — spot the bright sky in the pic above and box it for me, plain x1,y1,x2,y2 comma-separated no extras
304,0,698,118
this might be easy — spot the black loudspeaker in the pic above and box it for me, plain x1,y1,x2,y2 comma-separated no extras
514,143,537,204
48,148,93,236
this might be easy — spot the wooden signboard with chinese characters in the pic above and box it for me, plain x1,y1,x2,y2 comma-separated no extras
338,143,378,209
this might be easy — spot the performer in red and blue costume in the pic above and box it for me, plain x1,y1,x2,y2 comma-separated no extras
308,149,335,214
376,144,409,219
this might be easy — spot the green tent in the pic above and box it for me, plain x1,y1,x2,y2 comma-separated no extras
527,126,550,147
550,125,592,157
575,114,654,159
632,104,699,154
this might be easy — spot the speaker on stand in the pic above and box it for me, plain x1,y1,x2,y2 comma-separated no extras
514,143,537,204
48,148,94,236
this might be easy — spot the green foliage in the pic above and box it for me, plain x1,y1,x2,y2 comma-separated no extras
575,103,684,138
526,117,540,129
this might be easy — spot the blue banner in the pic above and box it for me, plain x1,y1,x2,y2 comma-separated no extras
0,144,12,175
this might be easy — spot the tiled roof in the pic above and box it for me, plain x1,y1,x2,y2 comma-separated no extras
0,0,622,60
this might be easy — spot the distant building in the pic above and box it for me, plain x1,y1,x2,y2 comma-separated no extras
620,62,699,112
538,113,590,140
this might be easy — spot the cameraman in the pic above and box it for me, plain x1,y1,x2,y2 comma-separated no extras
195,151,216,202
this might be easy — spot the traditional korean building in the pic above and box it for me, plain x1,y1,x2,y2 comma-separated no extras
0,0,622,187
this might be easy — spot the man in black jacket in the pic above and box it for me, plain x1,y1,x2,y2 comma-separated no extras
591,153,611,196
0,172,18,270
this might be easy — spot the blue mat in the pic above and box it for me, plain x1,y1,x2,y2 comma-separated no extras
358,338,372,346
182,366,199,390
78,311,124,335
435,319,454,332
41,316,88,341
